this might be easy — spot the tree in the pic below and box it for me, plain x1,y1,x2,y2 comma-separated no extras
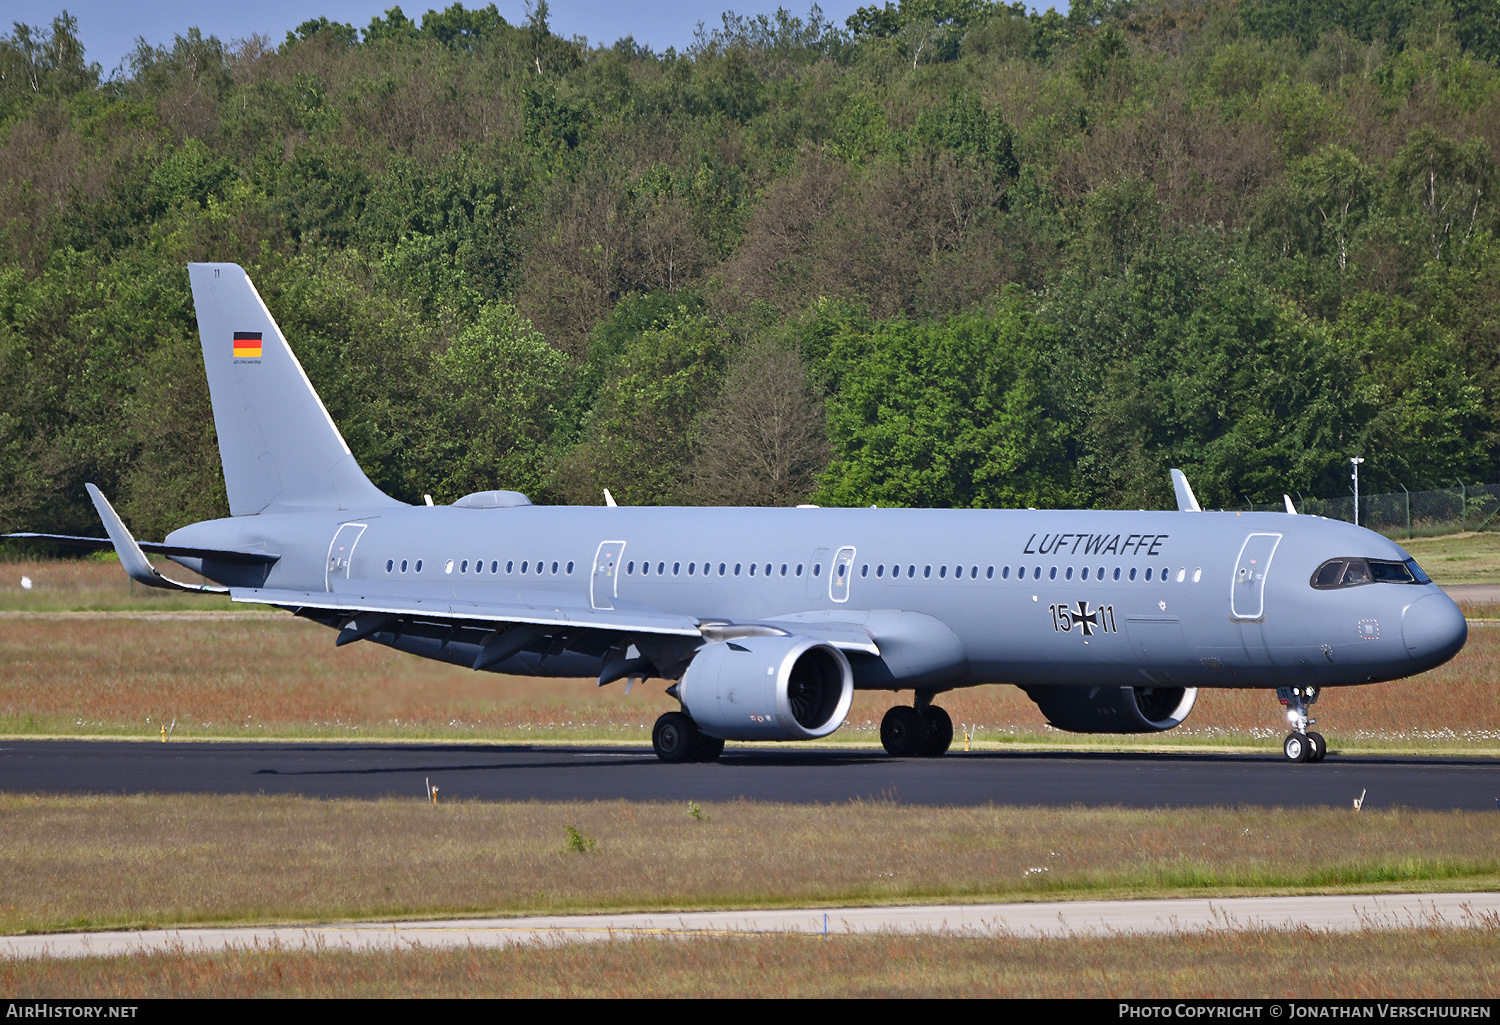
690,340,830,506
816,298,1074,509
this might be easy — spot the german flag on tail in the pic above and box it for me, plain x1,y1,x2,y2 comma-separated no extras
233,331,262,358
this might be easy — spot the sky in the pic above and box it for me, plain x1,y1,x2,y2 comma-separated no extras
7,1,881,76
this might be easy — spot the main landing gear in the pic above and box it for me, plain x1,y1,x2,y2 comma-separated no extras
651,711,725,764
1278,686,1326,763
880,692,954,757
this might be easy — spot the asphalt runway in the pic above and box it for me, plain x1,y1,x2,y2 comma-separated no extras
2,740,1498,809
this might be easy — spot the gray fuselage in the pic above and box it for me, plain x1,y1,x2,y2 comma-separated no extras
167,503,1467,693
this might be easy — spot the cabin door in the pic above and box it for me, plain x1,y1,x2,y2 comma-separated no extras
1230,532,1282,621
325,523,368,592
829,546,857,603
591,541,626,610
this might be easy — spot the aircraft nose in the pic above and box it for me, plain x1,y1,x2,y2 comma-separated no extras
1402,592,1468,670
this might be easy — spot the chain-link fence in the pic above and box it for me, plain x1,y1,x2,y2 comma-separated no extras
1243,482,1500,538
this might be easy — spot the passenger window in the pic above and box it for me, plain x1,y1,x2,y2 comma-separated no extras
780,564,788,576
688,563,696,575
386,559,394,573
1192,568,1201,583
876,565,884,577
1176,568,1186,583
567,561,575,574
1001,567,1008,579
1129,567,1136,580
1049,567,1058,580
939,566,947,578
400,560,408,573
719,563,727,576
626,561,634,574
765,564,772,576
506,561,514,573
460,560,468,573
673,563,680,575
522,561,530,574
1065,567,1073,580
861,564,869,577
1113,567,1121,580
797,565,804,576
1145,568,1152,580
552,562,559,574
492,561,499,573
415,560,423,572
987,567,995,579
814,564,822,577
734,563,742,576
923,566,931,578
658,562,665,575
1080,567,1088,580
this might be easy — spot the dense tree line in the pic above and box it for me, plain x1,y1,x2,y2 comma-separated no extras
1,0,1497,540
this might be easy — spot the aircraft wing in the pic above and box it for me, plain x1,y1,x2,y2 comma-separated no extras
230,588,881,678
229,587,705,636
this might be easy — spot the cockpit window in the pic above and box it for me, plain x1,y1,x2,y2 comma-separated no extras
1311,557,1427,589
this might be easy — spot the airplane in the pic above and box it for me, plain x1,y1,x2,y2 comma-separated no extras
6,264,1469,764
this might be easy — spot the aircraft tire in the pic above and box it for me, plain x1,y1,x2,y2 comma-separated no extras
693,735,726,762
653,712,702,763
917,705,953,757
1283,732,1310,763
881,706,928,757
1306,731,1326,762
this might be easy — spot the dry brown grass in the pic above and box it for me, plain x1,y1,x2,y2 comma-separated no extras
5,926,1500,997
2,612,1498,749
0,559,232,612
1,795,1496,936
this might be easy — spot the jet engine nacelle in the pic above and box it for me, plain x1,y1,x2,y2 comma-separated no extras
678,636,854,741
1022,684,1198,733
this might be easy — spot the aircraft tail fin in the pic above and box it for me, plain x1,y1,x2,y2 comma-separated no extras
187,263,398,515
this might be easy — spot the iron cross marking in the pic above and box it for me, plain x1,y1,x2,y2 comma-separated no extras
1071,601,1100,636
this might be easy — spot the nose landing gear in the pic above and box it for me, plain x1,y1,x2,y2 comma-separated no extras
1278,686,1326,763
880,692,954,757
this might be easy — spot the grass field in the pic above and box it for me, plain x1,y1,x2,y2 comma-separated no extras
2,794,1497,937
6,926,1499,997
1402,532,1500,585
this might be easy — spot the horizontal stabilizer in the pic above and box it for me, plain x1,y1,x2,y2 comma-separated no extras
3,533,280,564
84,484,228,594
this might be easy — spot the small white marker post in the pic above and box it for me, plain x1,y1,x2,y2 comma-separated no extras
1353,788,1366,811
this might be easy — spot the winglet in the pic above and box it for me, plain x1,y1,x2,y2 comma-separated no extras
85,484,228,593
1284,494,1298,515
603,488,618,508
1169,469,1202,512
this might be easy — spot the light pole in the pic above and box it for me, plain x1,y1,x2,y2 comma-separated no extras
1350,457,1365,526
